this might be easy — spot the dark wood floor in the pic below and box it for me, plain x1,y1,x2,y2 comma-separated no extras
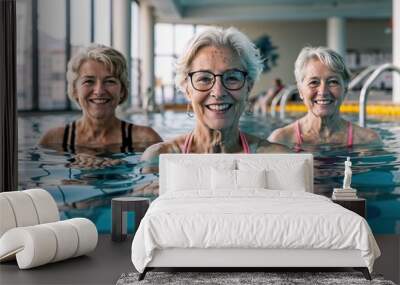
374,234,400,284
1,234,399,285
0,235,134,285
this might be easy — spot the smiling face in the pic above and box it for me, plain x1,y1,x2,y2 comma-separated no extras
299,59,346,118
73,60,123,120
186,45,251,131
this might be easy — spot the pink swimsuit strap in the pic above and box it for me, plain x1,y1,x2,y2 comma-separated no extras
294,120,303,152
239,131,250,154
180,132,194,154
294,120,354,149
180,131,250,154
347,121,353,147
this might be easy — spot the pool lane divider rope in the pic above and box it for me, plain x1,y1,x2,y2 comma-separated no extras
283,103,400,116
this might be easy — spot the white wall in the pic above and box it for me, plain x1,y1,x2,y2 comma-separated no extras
347,19,391,50
207,19,392,96
222,21,325,95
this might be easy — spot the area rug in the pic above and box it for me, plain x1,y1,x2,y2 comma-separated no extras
116,271,396,285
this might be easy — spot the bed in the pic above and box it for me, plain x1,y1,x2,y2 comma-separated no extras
131,153,380,280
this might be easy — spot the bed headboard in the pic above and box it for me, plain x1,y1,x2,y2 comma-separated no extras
159,153,314,195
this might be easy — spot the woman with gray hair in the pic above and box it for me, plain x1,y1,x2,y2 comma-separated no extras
141,26,288,175
40,44,162,158
268,46,381,151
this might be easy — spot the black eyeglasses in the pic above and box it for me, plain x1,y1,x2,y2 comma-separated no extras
187,69,248,91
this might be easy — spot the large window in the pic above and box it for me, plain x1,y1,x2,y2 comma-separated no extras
16,0,33,110
38,0,67,110
16,2,205,110
94,0,111,46
71,0,92,52
131,1,140,106
154,23,208,105
16,0,138,111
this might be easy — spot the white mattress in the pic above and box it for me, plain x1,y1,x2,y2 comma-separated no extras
131,190,380,273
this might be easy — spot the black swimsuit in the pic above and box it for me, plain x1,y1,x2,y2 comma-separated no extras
62,121,134,153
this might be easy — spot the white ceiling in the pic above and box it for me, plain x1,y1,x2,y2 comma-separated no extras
140,0,392,23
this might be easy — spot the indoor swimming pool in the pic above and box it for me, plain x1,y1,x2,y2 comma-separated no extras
17,111,400,234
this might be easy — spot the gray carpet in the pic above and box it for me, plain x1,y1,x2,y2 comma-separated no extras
117,271,396,285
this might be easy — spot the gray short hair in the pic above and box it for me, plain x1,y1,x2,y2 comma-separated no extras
294,46,351,87
175,26,264,92
66,43,129,105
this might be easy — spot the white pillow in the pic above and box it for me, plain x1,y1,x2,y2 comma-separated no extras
267,161,307,191
236,169,267,189
167,162,209,191
211,168,267,191
211,168,236,190
238,160,307,191
167,160,235,192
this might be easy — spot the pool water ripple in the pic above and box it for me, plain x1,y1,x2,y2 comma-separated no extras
18,112,400,234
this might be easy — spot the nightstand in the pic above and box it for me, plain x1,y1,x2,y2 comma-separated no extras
111,197,151,242
332,198,366,218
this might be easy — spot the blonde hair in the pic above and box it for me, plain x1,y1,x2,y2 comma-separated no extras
294,46,351,87
66,43,129,105
175,26,264,92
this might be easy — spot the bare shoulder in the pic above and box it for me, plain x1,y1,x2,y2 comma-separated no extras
267,122,297,146
139,135,186,174
256,139,292,153
352,123,382,146
140,134,186,162
246,133,292,153
38,126,65,146
131,124,163,143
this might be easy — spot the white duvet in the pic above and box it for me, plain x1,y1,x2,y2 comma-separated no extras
131,190,380,273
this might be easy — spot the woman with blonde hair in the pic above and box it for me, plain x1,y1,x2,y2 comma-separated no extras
40,44,162,156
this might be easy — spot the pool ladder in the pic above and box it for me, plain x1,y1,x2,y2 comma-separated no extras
271,63,400,127
357,63,400,127
270,85,298,120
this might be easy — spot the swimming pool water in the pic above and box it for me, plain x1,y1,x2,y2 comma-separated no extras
18,111,400,234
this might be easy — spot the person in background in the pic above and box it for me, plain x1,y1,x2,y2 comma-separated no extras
138,26,289,194
253,78,285,114
268,46,381,151
39,44,162,167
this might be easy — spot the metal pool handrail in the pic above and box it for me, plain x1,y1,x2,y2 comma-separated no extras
279,85,298,120
348,65,378,91
270,88,286,118
359,63,400,127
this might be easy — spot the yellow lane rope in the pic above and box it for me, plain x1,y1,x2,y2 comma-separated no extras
163,103,400,116
282,103,400,116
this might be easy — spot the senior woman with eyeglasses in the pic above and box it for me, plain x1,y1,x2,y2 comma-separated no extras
268,46,381,151
140,27,288,174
